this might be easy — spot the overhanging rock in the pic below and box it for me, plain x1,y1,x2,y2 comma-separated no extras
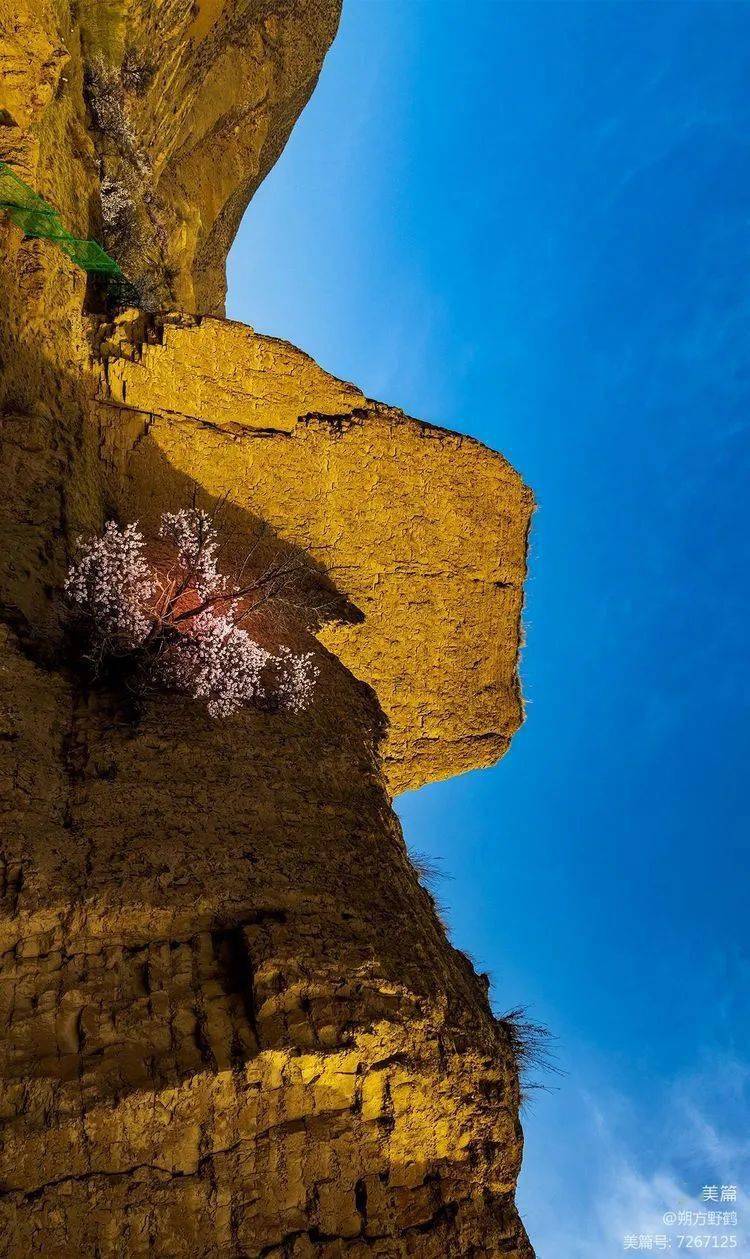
97,311,534,794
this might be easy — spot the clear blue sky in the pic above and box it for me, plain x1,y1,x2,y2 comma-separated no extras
227,3,750,1253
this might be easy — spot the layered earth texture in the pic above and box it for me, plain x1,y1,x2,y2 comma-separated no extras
0,2,535,1255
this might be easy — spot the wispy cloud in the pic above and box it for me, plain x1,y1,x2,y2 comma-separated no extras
521,1054,750,1257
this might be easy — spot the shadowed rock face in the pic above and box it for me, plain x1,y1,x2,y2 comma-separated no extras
79,0,343,313
0,3,536,1255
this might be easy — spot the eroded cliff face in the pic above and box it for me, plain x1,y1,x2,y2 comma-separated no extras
1,0,342,312
0,3,535,1255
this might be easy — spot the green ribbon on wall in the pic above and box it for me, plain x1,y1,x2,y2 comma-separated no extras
0,160,123,277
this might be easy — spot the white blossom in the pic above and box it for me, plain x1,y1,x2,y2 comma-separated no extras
65,514,318,720
159,507,225,598
162,612,271,718
275,647,319,715
65,520,155,651
100,177,135,236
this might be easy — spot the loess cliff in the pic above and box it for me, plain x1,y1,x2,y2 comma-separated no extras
0,2,535,1256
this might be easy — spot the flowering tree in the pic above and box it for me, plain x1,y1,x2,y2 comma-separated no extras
65,509,318,718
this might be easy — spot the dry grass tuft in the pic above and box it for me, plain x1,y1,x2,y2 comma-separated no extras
497,1005,560,1102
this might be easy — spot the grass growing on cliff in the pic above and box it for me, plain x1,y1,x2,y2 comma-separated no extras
497,1006,560,1103
407,847,455,937
408,849,448,893
406,846,558,1099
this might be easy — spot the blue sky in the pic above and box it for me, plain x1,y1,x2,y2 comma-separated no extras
228,2,750,1253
